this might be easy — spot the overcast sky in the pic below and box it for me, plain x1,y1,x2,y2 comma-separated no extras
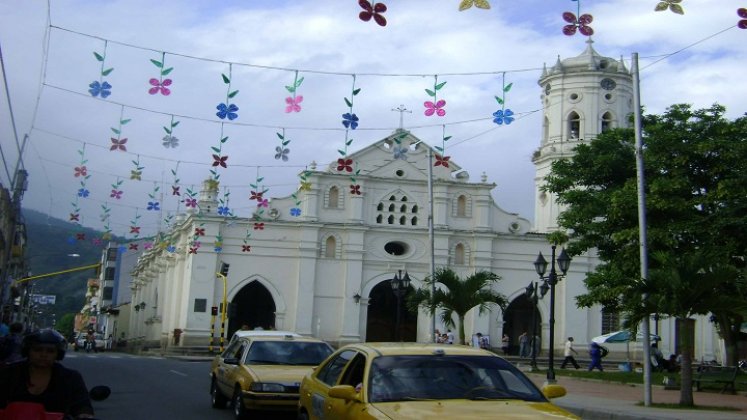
1,0,745,240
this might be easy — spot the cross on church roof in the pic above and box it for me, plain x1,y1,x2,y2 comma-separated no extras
391,105,412,130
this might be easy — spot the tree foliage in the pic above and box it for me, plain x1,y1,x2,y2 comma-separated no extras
407,268,507,345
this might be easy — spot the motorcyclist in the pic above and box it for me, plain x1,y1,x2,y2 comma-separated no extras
0,329,95,418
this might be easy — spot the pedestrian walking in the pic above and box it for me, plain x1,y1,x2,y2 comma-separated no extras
560,337,580,369
588,342,604,371
446,330,454,344
519,332,529,358
501,334,510,355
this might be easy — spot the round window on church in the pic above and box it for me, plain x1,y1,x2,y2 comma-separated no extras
395,169,405,177
384,241,409,256
569,92,581,103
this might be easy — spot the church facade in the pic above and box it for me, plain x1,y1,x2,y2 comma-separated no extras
126,43,722,362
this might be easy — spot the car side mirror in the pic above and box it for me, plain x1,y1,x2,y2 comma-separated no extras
223,357,239,366
328,385,361,402
541,384,567,399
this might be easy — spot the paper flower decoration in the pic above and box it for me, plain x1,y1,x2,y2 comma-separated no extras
299,181,311,191
128,243,138,250
212,155,228,168
110,189,123,199
147,201,160,211
458,0,490,11
130,226,140,234
275,146,290,161
172,186,180,196
290,207,301,217
167,245,176,253
162,135,179,148
654,0,684,14
242,245,251,252
216,103,239,120
424,100,446,117
258,199,269,208
149,78,172,95
130,170,142,180
493,109,514,125
285,95,303,113
562,2,594,37
195,228,205,236
435,154,451,168
739,8,747,28
342,113,359,129
185,198,197,207
89,81,112,98
350,184,361,195
74,166,87,177
393,145,408,160
337,158,353,172
250,191,263,201
77,188,90,198
218,206,230,216
189,247,198,254
359,1,387,26
110,138,127,151
144,242,153,250
69,213,79,222
253,222,265,230
77,233,86,241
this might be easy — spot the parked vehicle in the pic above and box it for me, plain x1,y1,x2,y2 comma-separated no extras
73,332,106,352
298,342,578,420
209,331,333,419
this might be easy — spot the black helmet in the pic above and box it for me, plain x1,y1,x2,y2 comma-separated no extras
21,329,68,360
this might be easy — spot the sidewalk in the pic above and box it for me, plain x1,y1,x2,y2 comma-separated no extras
526,371,747,419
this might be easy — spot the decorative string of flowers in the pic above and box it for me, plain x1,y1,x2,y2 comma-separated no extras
244,170,268,252
99,203,112,240
147,183,160,211
162,115,180,148
110,178,123,200
655,0,684,15
110,107,132,152
69,197,81,224
74,144,91,200
130,155,144,181
216,64,240,120
170,163,181,198
338,76,361,195
210,123,229,181
492,73,514,125
290,170,312,217
284,71,304,113
434,127,452,168
275,129,290,162
359,1,388,26
392,131,409,161
148,52,174,95
89,41,113,98
563,0,594,36
424,76,447,117
130,209,142,239
190,219,205,254
217,188,233,218
458,0,490,11
183,186,198,209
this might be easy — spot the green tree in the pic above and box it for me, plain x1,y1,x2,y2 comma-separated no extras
543,104,747,406
407,268,508,345
56,312,77,339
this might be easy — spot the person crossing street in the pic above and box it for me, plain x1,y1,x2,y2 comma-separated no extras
560,337,580,369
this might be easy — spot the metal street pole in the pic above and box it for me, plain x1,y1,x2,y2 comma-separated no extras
547,245,558,383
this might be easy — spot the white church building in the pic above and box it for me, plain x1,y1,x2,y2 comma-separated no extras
126,42,723,362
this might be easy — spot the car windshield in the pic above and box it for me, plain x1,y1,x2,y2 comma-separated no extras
368,355,546,403
244,341,333,366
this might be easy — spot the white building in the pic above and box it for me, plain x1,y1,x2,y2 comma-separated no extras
127,42,722,363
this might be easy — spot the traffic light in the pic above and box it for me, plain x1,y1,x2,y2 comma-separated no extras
219,262,230,277
211,306,218,316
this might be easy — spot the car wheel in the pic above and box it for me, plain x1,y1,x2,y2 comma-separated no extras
232,386,246,419
211,379,227,409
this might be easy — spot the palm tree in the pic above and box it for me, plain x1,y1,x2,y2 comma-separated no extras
407,268,508,345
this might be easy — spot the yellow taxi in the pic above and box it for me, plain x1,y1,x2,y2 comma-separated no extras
209,331,334,419
298,342,578,419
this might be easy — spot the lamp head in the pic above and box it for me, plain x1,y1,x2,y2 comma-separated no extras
525,282,534,297
557,249,571,274
402,271,411,289
540,281,550,297
534,252,548,277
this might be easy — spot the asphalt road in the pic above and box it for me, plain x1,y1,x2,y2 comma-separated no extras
64,351,296,420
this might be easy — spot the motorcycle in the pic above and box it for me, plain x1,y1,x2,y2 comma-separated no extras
0,385,110,420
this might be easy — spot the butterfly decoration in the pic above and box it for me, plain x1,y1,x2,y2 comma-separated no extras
110,138,127,151
148,52,174,95
458,0,490,11
218,206,230,216
435,154,451,168
563,1,593,36
738,8,747,28
111,189,122,199
285,71,304,112
92,238,103,246
424,76,447,117
167,245,177,253
299,181,311,191
88,81,112,98
131,155,144,181
359,0,387,26
258,198,269,208
654,0,684,15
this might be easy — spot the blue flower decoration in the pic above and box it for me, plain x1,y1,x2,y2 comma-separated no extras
214,246,223,253
218,206,230,216
167,245,176,253
77,188,90,198
147,201,160,211
89,81,112,98
342,113,359,129
290,207,301,217
492,109,514,125
216,103,239,120
118,245,127,253
67,236,76,245
393,146,408,160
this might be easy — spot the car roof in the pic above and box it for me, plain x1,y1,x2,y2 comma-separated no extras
232,330,301,339
341,342,499,357
238,334,329,344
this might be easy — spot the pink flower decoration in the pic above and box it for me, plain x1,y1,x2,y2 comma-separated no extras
424,99,446,117
149,78,172,95
110,189,123,199
144,242,153,250
74,166,87,177
185,198,197,208
285,95,303,113
257,199,269,208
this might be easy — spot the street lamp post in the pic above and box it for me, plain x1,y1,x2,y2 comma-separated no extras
390,270,411,342
524,280,549,371
533,244,571,384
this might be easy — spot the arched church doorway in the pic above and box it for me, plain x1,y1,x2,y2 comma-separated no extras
228,281,276,337
502,294,542,355
365,280,417,342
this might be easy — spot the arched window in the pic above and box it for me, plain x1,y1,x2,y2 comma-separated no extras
601,112,613,132
412,205,418,213
377,203,383,211
400,204,407,213
387,215,394,224
456,195,467,217
325,236,336,258
399,216,406,225
411,216,418,225
454,243,465,265
568,111,580,139
328,186,339,208
388,203,395,212
376,215,383,223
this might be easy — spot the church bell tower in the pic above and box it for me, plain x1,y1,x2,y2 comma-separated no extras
533,40,634,233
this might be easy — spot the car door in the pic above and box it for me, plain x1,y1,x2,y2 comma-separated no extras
217,340,246,395
326,352,368,419
305,349,356,420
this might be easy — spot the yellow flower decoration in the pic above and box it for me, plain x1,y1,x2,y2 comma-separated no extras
458,0,490,11
299,181,311,191
130,170,142,180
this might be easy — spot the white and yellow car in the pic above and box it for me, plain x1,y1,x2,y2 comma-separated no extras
298,342,578,420
209,331,334,419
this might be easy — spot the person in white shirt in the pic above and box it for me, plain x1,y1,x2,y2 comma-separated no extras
446,330,454,344
560,337,580,369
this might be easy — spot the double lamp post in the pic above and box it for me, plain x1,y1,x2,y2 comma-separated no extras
532,244,571,384
390,269,411,342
